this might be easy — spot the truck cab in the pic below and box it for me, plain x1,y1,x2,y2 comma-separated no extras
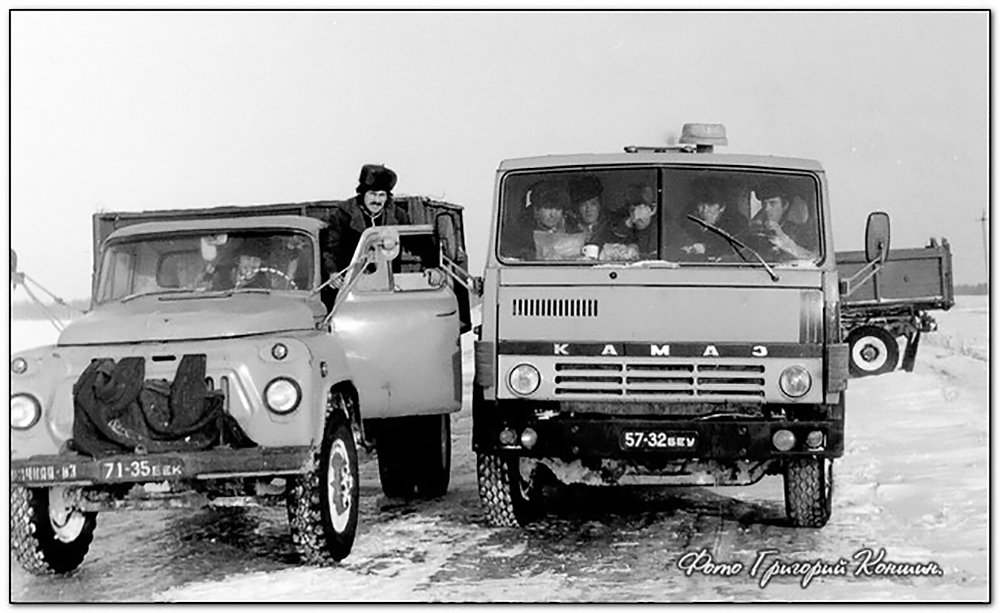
474,124,866,528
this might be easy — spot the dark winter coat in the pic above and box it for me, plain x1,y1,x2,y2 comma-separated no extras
321,196,411,276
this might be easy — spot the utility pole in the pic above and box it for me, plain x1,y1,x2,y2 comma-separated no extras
978,209,989,286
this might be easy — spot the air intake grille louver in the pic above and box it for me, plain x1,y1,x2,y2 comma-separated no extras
553,362,766,399
512,298,599,318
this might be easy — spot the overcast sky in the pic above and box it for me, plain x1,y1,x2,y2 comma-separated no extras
9,10,989,299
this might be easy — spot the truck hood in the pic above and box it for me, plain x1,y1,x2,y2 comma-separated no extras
58,293,319,346
498,284,824,345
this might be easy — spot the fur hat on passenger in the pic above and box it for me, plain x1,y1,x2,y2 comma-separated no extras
569,175,603,205
356,164,398,195
623,183,655,208
531,180,571,211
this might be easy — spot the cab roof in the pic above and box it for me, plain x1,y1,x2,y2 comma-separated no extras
105,215,324,241
498,151,824,173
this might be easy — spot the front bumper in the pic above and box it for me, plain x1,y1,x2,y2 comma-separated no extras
10,446,313,487
474,413,844,460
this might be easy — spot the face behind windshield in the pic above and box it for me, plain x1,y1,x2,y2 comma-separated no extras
96,230,314,303
498,168,822,266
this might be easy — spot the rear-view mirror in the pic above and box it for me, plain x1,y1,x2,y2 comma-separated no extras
377,228,401,261
865,212,891,263
435,213,458,261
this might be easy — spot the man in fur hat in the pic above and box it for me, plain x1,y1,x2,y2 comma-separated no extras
321,164,410,308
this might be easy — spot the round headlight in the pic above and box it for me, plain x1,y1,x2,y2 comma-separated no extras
11,394,41,430
264,378,301,414
507,364,541,396
779,365,812,398
271,343,288,360
11,357,28,375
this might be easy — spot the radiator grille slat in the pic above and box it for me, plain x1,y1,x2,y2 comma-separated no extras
553,361,766,399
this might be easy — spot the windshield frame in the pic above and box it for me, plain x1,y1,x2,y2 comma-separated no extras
94,227,319,305
494,165,826,269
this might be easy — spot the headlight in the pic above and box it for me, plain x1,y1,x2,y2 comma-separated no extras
11,357,28,375
264,378,301,414
779,365,812,398
507,364,541,396
11,394,41,430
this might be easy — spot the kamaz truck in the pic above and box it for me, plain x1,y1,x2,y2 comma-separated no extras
10,196,474,574
473,123,892,528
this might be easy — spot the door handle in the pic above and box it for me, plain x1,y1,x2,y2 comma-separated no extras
436,309,457,318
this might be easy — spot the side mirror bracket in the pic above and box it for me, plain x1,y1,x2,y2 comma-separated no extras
841,211,892,298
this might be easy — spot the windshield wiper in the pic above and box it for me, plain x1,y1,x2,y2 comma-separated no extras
230,287,272,295
685,215,780,282
119,288,202,304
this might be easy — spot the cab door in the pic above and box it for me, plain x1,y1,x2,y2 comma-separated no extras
330,226,462,420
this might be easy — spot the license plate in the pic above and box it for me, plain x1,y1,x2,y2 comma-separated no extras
620,430,698,451
99,458,185,481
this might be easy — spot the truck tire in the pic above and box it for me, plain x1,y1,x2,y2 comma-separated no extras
376,414,452,499
376,426,416,498
286,392,359,564
476,453,540,527
11,485,97,575
784,457,833,528
847,325,899,377
414,414,451,499
375,418,420,498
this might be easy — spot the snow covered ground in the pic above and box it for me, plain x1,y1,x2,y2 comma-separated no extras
9,296,989,602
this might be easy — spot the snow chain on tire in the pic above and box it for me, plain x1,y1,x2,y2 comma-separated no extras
784,457,833,528
11,485,97,575
286,390,359,565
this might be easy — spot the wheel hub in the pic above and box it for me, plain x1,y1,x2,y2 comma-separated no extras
852,335,889,371
860,344,880,362
327,439,353,532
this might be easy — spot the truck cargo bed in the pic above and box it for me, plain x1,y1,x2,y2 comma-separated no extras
836,242,954,312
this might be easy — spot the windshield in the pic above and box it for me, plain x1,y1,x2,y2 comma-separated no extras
96,229,315,304
498,168,822,266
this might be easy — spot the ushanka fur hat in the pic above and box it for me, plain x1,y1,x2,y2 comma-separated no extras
356,164,398,194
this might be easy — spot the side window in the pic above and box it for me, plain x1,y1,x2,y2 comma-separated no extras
392,233,444,292
100,249,134,301
393,234,440,274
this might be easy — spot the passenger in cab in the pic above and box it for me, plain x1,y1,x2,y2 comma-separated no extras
528,180,586,261
206,238,271,291
677,183,746,261
567,175,614,259
606,183,658,260
784,194,820,254
749,181,817,261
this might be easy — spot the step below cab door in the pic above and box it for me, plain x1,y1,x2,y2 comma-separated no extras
330,226,462,420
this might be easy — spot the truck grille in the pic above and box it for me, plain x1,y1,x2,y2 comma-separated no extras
512,298,599,318
553,362,765,399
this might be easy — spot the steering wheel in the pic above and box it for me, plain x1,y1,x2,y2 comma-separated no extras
235,266,298,290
